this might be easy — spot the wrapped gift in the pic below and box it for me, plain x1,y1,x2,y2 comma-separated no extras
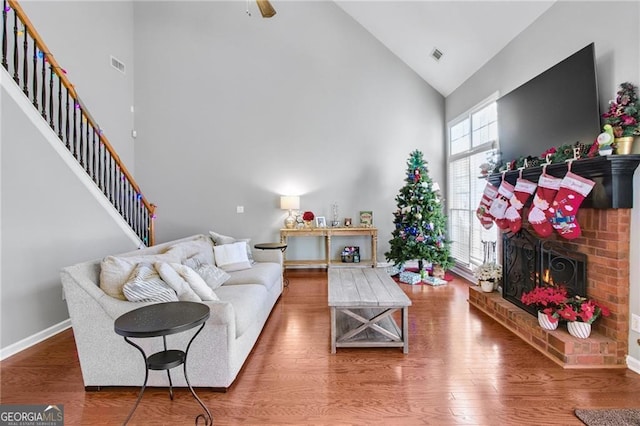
424,276,447,286
399,271,421,285
385,265,404,277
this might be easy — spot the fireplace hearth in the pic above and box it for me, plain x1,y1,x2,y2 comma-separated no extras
502,229,586,316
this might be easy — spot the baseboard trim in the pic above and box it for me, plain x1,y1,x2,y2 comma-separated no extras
0,319,71,361
626,355,640,374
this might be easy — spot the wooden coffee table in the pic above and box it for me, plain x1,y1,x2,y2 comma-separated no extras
328,268,411,353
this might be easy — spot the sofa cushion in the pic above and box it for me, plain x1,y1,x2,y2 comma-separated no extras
213,242,252,272
224,262,282,292
214,284,268,338
100,251,182,300
166,236,215,264
122,262,178,303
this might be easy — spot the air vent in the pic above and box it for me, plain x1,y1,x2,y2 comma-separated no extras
110,56,126,74
431,48,444,62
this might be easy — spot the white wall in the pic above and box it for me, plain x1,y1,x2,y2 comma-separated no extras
132,1,446,263
20,1,136,171
0,79,140,353
0,0,138,355
446,1,640,364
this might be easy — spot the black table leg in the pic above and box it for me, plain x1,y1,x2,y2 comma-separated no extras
122,337,150,425
184,322,213,425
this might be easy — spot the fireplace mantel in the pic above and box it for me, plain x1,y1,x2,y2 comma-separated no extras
487,155,640,208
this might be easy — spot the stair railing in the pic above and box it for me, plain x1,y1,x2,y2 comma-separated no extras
2,0,155,245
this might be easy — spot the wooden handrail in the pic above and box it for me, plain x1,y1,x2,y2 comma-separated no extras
7,0,155,244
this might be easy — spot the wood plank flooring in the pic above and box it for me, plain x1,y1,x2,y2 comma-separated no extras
2,269,640,425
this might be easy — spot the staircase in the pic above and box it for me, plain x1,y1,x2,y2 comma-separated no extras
1,0,155,245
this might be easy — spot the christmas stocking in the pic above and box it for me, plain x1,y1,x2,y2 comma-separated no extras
548,171,595,239
527,173,562,238
476,182,498,229
504,178,537,233
489,180,515,230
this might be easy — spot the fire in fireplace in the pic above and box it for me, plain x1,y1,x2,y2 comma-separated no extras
502,229,587,315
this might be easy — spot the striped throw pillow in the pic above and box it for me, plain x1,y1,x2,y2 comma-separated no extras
122,262,178,303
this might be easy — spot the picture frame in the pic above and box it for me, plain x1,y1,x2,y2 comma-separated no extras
359,211,373,227
316,216,327,228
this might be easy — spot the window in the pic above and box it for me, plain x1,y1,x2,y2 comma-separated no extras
447,99,498,276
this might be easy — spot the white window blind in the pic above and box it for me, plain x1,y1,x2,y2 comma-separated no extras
447,99,498,273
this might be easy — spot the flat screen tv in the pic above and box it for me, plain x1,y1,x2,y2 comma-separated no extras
497,43,600,164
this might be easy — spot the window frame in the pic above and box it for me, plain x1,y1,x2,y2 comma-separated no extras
446,93,499,280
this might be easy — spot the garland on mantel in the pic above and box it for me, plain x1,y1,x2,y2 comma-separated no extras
489,140,600,175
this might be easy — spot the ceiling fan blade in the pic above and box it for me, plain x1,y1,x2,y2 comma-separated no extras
256,0,276,18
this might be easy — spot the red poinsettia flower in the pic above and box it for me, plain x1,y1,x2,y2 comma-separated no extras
558,296,610,324
521,286,568,311
557,305,578,321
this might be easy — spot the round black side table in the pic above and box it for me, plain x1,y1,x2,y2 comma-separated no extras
114,302,213,425
254,242,289,287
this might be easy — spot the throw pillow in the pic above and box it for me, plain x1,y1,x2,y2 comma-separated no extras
169,263,219,301
183,254,209,270
100,251,182,300
209,231,255,263
155,262,202,302
213,241,252,272
122,262,178,303
194,263,230,290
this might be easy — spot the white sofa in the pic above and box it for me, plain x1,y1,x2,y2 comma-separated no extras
60,234,282,391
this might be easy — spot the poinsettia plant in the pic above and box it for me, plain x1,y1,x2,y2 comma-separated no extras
557,295,610,324
521,286,568,322
602,82,640,137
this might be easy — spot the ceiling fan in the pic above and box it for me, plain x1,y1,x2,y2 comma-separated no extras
256,0,276,18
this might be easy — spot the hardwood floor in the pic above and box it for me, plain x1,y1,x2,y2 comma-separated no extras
2,269,640,425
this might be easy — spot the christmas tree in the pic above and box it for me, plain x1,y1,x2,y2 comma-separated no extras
385,150,453,274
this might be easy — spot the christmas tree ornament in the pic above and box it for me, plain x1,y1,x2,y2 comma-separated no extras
548,170,595,239
476,182,498,229
528,171,562,238
504,177,537,233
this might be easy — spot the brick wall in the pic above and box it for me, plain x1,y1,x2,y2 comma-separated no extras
519,207,630,363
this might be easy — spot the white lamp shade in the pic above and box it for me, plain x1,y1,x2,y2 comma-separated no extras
280,196,300,210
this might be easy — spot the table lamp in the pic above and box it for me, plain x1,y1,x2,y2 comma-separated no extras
280,196,300,229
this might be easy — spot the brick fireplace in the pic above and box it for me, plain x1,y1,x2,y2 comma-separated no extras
468,155,639,368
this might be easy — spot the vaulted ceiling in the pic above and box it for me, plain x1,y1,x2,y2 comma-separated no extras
334,1,556,97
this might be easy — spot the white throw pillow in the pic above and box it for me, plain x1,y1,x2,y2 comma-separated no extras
213,241,252,272
155,262,202,302
122,262,178,303
209,231,254,264
194,263,230,290
169,263,219,301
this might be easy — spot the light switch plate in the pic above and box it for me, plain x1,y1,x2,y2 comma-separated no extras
236,206,244,213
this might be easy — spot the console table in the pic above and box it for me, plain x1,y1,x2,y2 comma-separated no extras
280,227,377,268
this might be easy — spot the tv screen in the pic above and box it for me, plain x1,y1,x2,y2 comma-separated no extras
497,43,600,164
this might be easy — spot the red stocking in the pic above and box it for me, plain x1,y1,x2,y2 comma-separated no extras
548,171,595,239
504,178,537,233
476,182,498,230
527,173,561,238
489,180,515,230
